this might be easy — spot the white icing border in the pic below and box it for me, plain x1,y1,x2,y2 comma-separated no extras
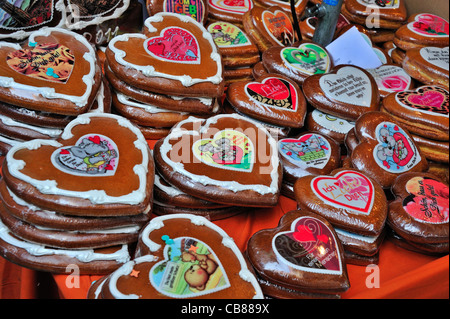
0,0,66,40
0,114,62,137
0,218,130,263
65,0,130,30
109,12,222,87
116,92,187,115
136,214,264,299
0,27,97,107
159,114,279,195
6,113,150,205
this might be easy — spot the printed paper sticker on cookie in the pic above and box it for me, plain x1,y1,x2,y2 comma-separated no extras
262,10,295,46
279,133,331,169
281,43,331,75
51,134,119,176
165,0,205,23
6,43,75,83
150,236,230,298
407,13,449,37
403,176,449,224
311,170,375,215
395,86,449,117
245,77,297,111
144,27,200,64
373,122,421,173
208,22,250,47
192,130,254,172
272,216,342,275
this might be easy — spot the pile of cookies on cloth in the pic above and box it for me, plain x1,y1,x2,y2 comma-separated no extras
0,0,448,299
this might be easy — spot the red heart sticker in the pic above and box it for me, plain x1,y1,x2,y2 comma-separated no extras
145,27,200,64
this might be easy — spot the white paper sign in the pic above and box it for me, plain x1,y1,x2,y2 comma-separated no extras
326,26,382,69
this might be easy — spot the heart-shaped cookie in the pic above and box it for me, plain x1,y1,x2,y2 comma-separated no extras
351,111,428,189
0,0,66,41
247,209,349,295
381,85,449,141
278,132,341,183
153,114,282,207
207,0,254,25
262,42,333,85
243,6,296,52
402,46,449,88
89,214,263,299
2,113,154,217
0,27,101,115
388,172,449,245
367,64,413,98
147,0,208,24
105,12,224,98
227,74,307,128
394,13,449,50
294,168,388,236
302,65,380,121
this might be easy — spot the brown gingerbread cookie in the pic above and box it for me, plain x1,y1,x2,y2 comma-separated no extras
302,64,380,121
207,0,254,26
146,0,208,25
350,111,428,189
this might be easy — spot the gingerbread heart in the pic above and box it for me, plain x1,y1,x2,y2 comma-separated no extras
0,0,66,41
247,210,349,295
153,114,282,207
90,214,263,299
2,113,154,217
0,27,101,115
350,111,428,189
209,0,252,14
302,65,380,121
147,0,207,24
388,172,449,245
367,64,413,98
294,168,388,236
381,85,449,141
105,12,224,98
262,42,333,85
407,13,449,38
227,74,307,128
278,132,341,183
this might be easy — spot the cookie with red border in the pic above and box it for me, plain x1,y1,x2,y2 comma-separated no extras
247,209,350,296
402,46,449,88
153,114,282,207
294,168,388,237
388,172,449,246
146,0,208,25
106,12,224,98
0,27,102,116
88,214,264,299
227,74,307,128
243,5,297,52
207,0,254,26
1,113,154,217
381,85,449,141
262,41,333,85
350,111,428,189
393,13,449,51
341,0,407,30
302,64,380,121
278,131,341,184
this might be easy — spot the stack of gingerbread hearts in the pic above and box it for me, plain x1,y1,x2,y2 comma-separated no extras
0,27,106,155
207,21,261,85
294,168,389,265
207,0,254,27
341,0,408,40
246,209,350,298
0,113,154,274
387,172,449,255
380,86,449,173
88,213,264,299
153,113,282,213
105,12,225,139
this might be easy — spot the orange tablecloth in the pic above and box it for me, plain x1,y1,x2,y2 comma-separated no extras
1,195,449,299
